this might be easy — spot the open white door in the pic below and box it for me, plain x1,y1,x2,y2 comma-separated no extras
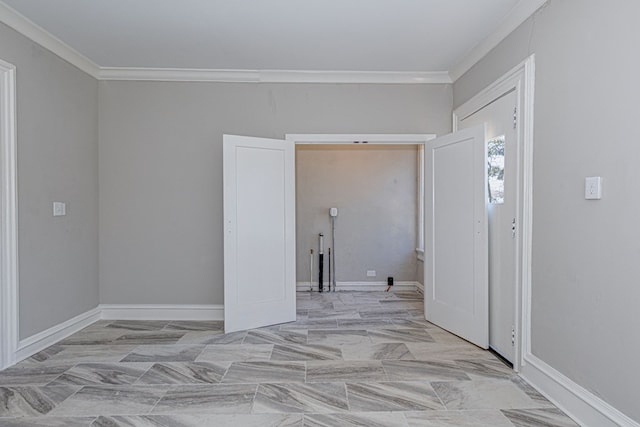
223,134,296,333
424,124,488,348
457,91,518,362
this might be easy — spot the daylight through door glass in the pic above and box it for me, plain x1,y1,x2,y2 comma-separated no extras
487,135,505,204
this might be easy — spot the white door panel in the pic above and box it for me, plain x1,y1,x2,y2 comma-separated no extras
424,124,488,349
223,135,296,333
458,90,518,363
433,140,475,313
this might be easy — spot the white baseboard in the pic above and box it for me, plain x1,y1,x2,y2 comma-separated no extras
415,282,424,294
99,304,224,321
520,354,639,427
15,306,101,362
296,281,420,292
9,304,224,366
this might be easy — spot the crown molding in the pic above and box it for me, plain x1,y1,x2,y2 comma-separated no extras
99,67,257,83
260,70,451,84
0,1,100,78
0,2,449,87
99,67,452,84
0,0,545,85
449,0,548,82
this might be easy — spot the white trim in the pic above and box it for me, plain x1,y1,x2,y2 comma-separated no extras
415,282,424,295
100,304,224,321
0,58,18,370
262,70,450,84
521,354,639,427
100,68,452,84
520,55,536,364
449,0,547,81
453,55,535,373
0,2,100,78
286,134,436,145
416,144,425,253
297,281,421,292
15,307,101,362
99,68,257,83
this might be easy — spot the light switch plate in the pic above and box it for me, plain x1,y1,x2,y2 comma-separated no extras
53,202,66,216
585,177,602,200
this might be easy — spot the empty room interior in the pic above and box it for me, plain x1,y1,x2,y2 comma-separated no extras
0,1,639,426
295,143,423,294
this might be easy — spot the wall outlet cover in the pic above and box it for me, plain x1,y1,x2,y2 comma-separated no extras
53,202,66,216
585,176,602,200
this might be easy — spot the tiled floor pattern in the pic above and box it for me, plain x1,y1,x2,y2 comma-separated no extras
0,291,578,426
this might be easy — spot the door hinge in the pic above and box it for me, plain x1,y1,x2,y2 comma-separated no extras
511,218,516,238
513,107,517,129
511,326,516,346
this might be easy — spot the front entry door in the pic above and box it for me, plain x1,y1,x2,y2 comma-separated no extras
458,90,518,363
223,134,296,333
424,124,489,349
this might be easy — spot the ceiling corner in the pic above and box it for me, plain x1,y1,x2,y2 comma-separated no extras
449,0,548,82
0,1,100,78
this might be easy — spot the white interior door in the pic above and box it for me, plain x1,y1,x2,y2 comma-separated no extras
424,124,488,348
223,134,296,333
457,90,518,362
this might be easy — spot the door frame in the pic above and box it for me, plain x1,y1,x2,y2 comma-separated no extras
286,134,435,145
285,133,435,290
0,58,19,370
453,55,535,372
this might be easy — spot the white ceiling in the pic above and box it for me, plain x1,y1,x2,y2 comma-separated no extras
0,0,542,79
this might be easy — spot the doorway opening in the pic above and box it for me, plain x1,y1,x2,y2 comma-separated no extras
287,135,434,306
294,143,426,295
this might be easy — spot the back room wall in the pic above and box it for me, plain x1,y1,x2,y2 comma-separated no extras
98,81,452,305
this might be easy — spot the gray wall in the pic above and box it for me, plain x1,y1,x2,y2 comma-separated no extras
98,82,451,304
296,145,419,284
454,0,640,421
0,23,99,339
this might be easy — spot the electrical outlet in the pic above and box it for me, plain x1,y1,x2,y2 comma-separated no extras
585,176,602,200
53,202,66,217
366,270,376,277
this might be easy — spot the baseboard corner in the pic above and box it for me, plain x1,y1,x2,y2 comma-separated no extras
520,353,639,427
15,306,101,363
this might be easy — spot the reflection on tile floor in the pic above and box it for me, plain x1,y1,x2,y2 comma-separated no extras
0,291,578,426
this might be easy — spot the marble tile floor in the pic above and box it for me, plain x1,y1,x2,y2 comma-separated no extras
0,291,578,426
